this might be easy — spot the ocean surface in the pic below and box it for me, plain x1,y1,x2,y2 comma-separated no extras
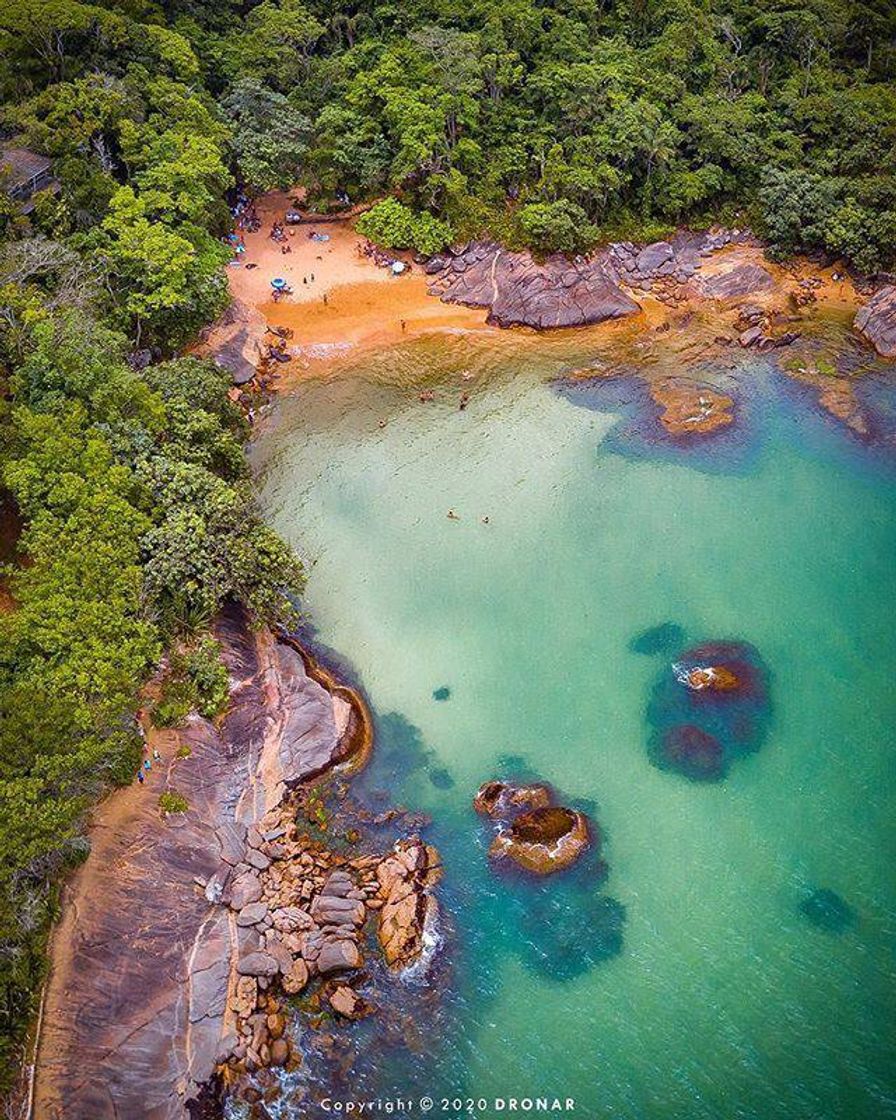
250,318,896,1120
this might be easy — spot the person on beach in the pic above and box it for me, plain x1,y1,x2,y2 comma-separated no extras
137,770,144,784
144,758,151,771
401,319,406,331
323,292,328,305
460,393,470,410
153,748,161,761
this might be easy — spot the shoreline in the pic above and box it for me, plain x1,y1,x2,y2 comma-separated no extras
30,608,437,1119
197,192,893,445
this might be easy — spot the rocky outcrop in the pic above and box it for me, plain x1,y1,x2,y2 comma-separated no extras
427,229,768,329
475,779,593,876
33,605,374,1120
650,378,734,436
490,806,591,875
473,779,553,817
375,838,442,970
854,286,896,357
427,242,640,329
695,262,774,300
196,299,267,385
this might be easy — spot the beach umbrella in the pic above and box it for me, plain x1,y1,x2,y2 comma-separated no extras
391,261,406,275
271,277,287,290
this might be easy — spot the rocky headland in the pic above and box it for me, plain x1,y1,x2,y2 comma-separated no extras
33,605,440,1120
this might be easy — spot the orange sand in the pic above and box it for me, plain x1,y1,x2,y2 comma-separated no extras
227,191,489,360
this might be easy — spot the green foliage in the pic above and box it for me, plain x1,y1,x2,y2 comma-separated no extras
516,200,598,257
356,198,453,256
158,789,189,814
223,79,310,191
152,637,230,726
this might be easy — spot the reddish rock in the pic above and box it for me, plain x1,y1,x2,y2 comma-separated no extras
650,378,734,436
473,780,553,818
281,957,309,995
855,286,896,357
328,984,372,1020
316,938,362,975
376,838,442,970
684,665,741,692
489,806,590,875
429,242,640,329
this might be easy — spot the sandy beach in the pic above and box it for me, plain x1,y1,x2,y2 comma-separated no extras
225,191,490,362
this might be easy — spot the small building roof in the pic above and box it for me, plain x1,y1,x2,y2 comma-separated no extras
0,146,53,188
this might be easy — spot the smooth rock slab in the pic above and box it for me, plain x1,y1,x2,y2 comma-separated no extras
855,286,896,357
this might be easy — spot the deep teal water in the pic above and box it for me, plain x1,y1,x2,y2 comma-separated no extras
251,326,896,1120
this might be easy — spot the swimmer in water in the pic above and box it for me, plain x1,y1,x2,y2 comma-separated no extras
447,510,460,520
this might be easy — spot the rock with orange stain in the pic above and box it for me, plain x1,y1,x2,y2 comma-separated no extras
489,806,591,875
650,378,734,436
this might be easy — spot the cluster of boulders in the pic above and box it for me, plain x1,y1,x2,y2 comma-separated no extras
211,792,440,1083
734,304,801,351
474,780,592,875
606,229,758,306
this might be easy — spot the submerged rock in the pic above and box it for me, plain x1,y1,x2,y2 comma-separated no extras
855,286,896,357
799,888,856,934
650,378,735,437
660,725,725,782
646,639,771,782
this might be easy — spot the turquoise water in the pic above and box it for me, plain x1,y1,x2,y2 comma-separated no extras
251,326,896,1120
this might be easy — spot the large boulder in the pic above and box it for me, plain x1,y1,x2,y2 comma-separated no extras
429,242,640,329
489,806,591,875
696,262,774,299
854,286,896,357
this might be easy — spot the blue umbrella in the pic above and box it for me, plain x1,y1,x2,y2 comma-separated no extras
271,277,287,290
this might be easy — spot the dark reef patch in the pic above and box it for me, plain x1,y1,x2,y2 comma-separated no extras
799,888,856,934
432,685,451,701
429,766,455,789
630,622,685,656
517,892,626,982
646,639,771,781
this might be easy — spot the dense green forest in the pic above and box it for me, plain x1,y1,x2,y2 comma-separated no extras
0,0,894,1092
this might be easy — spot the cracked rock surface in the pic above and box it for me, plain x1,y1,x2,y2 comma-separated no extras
33,604,364,1120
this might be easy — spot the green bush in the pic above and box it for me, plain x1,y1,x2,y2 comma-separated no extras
516,201,598,257
152,637,230,727
158,790,189,814
356,198,453,256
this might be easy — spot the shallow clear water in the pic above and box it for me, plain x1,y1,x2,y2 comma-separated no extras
252,325,896,1120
